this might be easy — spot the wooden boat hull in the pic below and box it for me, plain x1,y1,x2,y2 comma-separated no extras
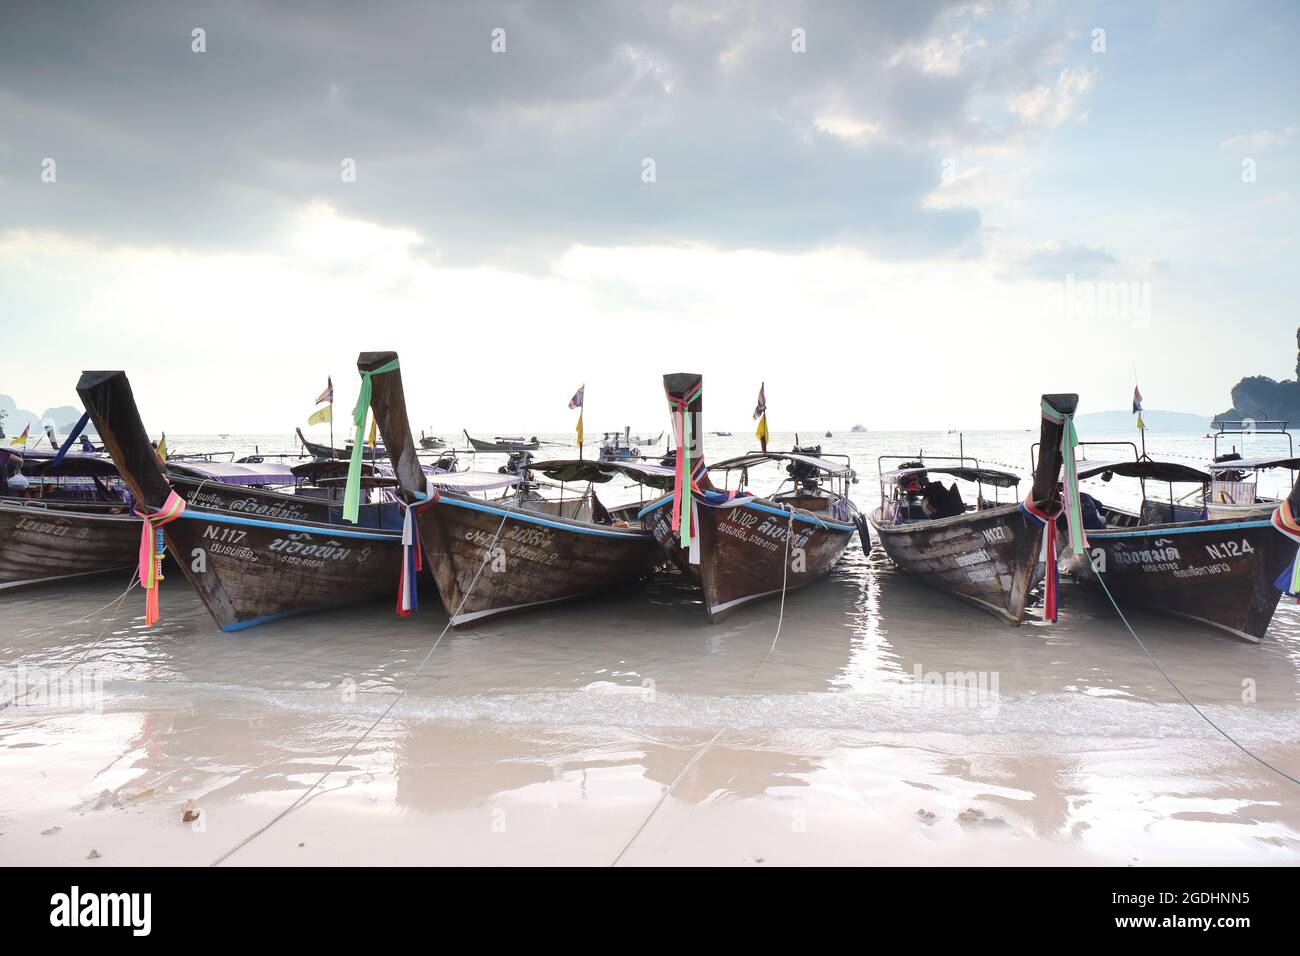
642,496,856,622
464,432,539,453
155,507,403,631
79,370,407,631
0,501,139,591
416,491,660,626
868,503,1046,624
1076,516,1297,642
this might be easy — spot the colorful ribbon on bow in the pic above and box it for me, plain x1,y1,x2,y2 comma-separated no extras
1040,398,1088,555
135,490,186,626
397,489,440,617
343,358,400,524
1019,499,1059,622
668,378,704,561
1271,499,1300,601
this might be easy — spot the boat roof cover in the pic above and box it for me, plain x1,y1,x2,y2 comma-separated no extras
1209,456,1300,472
24,453,121,478
1075,459,1211,483
881,465,1021,488
290,460,383,481
529,458,678,489
425,471,524,493
712,452,854,478
167,461,298,486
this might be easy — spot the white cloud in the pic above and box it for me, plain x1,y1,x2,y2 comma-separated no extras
1007,67,1095,129
1218,127,1295,152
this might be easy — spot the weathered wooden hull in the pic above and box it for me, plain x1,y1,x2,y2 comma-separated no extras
642,495,855,622
78,370,407,631
868,504,1046,624
465,437,539,453
0,501,139,591
150,506,404,631
416,492,660,626
1077,516,1297,642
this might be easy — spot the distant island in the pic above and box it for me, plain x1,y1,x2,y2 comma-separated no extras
1216,328,1300,425
1076,409,1210,432
0,393,84,439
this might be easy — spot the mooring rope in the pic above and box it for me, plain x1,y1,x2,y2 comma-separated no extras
1089,562,1299,788
210,499,519,866
1,569,138,712
611,505,797,866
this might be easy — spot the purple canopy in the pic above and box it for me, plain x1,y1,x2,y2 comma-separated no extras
167,461,297,486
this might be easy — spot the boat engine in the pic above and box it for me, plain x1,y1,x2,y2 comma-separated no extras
500,450,534,481
787,445,824,493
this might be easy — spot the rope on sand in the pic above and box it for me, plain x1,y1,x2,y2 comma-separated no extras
1089,563,1299,788
610,506,797,866
210,501,519,866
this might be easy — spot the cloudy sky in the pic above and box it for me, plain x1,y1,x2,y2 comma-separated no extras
1,1,1296,433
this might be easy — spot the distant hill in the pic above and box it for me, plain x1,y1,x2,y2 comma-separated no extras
1217,375,1300,425
1076,409,1211,433
1217,328,1300,425
0,394,85,439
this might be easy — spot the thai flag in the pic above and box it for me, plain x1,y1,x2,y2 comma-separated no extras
1131,386,1143,414
568,385,584,410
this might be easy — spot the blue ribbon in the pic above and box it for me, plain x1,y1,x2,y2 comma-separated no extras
50,411,91,467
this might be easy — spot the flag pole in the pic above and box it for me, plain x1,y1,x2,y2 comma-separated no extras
329,375,334,456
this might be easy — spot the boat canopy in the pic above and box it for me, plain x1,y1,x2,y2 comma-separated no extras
1209,456,1300,472
881,465,1020,488
426,471,524,493
712,452,854,478
25,454,121,479
1076,459,1211,483
166,461,297,486
530,458,678,489
290,460,383,482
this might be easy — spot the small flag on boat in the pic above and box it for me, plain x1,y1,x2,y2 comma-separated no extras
155,433,168,462
44,424,57,449
316,377,333,405
753,383,769,453
8,424,29,447
307,404,332,426
570,384,585,448
1131,386,1143,414
367,416,378,449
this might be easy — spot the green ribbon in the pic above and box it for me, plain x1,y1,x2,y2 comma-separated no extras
680,401,692,549
342,358,400,523
1041,399,1086,555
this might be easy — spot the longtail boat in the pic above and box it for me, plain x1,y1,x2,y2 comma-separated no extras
360,352,662,626
77,370,406,631
867,394,1079,623
0,450,299,593
1204,419,1299,520
637,373,863,622
1064,450,1300,642
462,430,540,452
0,450,139,591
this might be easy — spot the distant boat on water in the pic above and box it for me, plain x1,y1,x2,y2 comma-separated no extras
851,424,866,433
